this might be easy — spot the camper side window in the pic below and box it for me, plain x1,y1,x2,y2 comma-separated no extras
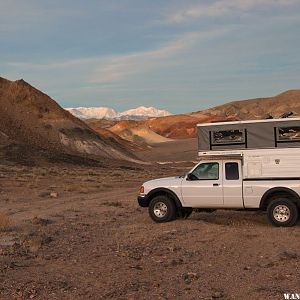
212,129,244,145
278,127,300,141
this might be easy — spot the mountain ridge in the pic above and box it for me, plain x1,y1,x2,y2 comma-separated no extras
83,89,300,142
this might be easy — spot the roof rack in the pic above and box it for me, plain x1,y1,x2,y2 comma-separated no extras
197,117,300,127
198,152,243,160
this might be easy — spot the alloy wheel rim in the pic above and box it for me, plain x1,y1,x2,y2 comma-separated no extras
153,202,168,218
273,205,290,222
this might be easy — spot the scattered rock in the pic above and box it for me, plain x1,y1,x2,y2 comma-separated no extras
38,192,49,198
280,250,299,260
212,290,225,298
21,232,53,253
170,258,183,266
129,265,143,270
167,246,181,252
183,272,199,284
257,261,275,268
30,217,52,226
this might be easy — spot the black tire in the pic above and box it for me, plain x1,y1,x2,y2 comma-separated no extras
148,195,176,223
267,198,298,227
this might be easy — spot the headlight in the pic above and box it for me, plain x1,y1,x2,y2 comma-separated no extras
139,186,145,194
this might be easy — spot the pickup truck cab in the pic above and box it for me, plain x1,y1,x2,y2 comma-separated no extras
138,158,300,227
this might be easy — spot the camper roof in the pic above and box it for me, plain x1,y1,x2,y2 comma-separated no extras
197,117,300,127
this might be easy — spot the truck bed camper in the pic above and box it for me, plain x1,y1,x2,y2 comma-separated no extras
138,118,300,227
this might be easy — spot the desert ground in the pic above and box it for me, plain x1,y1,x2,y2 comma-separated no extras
135,139,198,163
0,140,300,300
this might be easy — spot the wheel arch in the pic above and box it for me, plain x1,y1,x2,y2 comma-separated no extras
147,188,182,208
260,187,300,210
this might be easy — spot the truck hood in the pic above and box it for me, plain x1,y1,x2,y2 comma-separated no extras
143,176,183,193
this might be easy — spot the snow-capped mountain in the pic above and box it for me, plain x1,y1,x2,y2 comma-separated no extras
66,106,172,120
66,107,118,120
119,106,171,118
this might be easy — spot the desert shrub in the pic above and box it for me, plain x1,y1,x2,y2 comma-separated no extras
0,212,13,231
44,124,52,130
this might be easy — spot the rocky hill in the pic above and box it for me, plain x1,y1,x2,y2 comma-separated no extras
0,77,137,162
86,119,146,151
144,114,225,139
109,120,172,145
193,90,300,120
143,90,300,139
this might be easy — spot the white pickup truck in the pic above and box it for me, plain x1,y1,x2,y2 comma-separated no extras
138,117,300,227
138,155,300,227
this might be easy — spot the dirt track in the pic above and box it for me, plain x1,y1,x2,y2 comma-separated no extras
0,159,300,299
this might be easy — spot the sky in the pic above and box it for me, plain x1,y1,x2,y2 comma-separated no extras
1,0,300,114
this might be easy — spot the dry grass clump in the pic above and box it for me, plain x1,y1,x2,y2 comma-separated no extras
0,212,13,231
103,201,123,207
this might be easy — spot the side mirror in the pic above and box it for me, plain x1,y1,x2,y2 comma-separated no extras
186,173,198,181
186,173,194,181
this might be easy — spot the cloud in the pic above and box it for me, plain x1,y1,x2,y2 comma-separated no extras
7,58,97,71
167,0,299,23
4,28,229,90
91,29,228,83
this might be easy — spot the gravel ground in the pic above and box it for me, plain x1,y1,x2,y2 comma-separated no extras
0,161,300,300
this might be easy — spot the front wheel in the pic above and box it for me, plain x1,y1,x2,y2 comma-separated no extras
267,198,298,227
149,195,176,223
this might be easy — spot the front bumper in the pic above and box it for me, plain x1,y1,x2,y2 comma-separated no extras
137,194,149,207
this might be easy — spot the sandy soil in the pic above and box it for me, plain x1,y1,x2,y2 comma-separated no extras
0,142,300,299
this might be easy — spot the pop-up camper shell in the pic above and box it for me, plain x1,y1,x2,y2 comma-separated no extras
197,118,300,152
197,118,300,179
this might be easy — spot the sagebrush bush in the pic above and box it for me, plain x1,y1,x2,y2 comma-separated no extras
0,212,12,232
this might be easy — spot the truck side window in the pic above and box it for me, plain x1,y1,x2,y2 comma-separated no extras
191,162,219,180
225,162,239,180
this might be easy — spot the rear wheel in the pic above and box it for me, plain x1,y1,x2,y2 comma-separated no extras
267,198,298,227
149,195,176,223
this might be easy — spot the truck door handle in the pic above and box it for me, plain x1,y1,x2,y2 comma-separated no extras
213,183,220,186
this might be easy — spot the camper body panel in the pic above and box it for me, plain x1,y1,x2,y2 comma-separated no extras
197,148,300,209
243,180,300,208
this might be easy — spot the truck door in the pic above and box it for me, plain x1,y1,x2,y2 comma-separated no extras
181,160,223,207
223,160,243,208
